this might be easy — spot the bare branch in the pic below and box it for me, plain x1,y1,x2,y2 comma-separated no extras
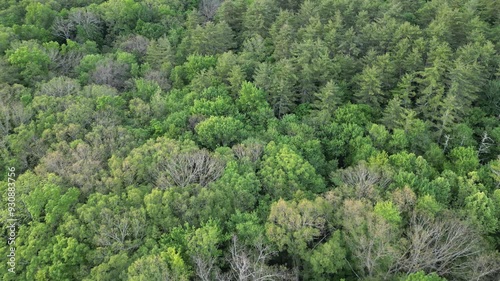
155,149,225,189
392,213,489,280
226,235,294,281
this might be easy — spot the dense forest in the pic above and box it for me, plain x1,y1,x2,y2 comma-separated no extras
1,0,500,280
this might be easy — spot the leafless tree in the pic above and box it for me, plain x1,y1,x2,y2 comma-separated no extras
338,161,391,201
225,235,294,281
391,186,417,213
90,59,131,90
52,17,75,39
119,35,150,59
478,132,494,160
232,142,264,163
466,252,500,281
188,114,206,132
69,9,101,39
491,156,500,188
35,142,102,194
97,208,146,252
0,84,33,136
144,70,171,92
199,0,223,22
36,76,80,97
342,200,399,279
155,149,225,189
192,254,217,281
391,213,498,280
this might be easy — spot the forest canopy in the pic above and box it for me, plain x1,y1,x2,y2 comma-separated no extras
1,0,500,280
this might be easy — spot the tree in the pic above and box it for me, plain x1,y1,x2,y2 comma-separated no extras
236,81,274,128
336,161,391,202
266,197,332,268
154,149,225,188
464,191,498,234
7,40,52,85
184,21,236,56
186,220,224,281
127,251,190,281
37,76,80,97
25,2,57,30
68,8,103,43
89,57,131,90
242,0,279,39
342,199,400,279
312,80,344,113
254,60,298,117
0,83,32,137
259,142,325,199
195,116,246,149
304,230,347,280
199,0,222,22
222,235,293,281
392,214,498,280
291,39,332,103
146,36,174,70
354,65,385,110
448,146,480,176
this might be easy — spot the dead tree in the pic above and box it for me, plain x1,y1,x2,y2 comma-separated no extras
392,214,499,280
199,0,222,22
225,235,294,281
232,142,264,163
338,161,391,201
155,149,225,189
52,17,75,39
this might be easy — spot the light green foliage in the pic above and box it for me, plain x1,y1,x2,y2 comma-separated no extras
416,194,443,217
7,40,51,84
448,146,480,176
185,21,236,56
404,271,447,281
99,0,142,34
305,230,347,278
237,81,273,124
186,219,224,261
195,116,246,149
341,199,400,278
127,249,191,281
465,191,498,233
374,201,402,226
25,2,56,30
2,0,500,280
259,142,325,199
266,197,332,259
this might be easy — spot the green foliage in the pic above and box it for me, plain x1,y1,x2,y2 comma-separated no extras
2,0,500,279
266,196,332,259
195,116,246,149
404,271,447,281
305,230,347,278
259,142,325,199
374,200,402,226
7,40,52,84
127,249,191,281
448,146,480,176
